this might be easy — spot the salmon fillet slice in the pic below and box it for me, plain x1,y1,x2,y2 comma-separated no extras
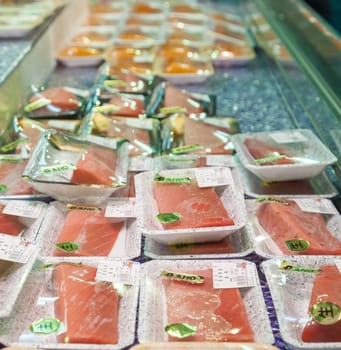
162,268,255,342
54,210,123,257
53,263,119,344
71,146,117,186
301,265,341,342
153,180,234,229
0,210,26,236
256,200,341,255
244,138,295,165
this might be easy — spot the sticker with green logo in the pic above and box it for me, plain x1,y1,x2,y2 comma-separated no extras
159,106,187,115
285,239,310,252
55,242,80,253
0,157,25,163
165,323,196,338
254,154,287,164
311,302,341,325
92,104,120,113
0,185,7,193
256,197,289,205
103,79,127,88
0,138,30,152
24,98,51,112
30,317,61,334
40,164,76,175
157,212,181,223
161,270,204,284
154,173,192,184
171,144,203,155
279,261,320,273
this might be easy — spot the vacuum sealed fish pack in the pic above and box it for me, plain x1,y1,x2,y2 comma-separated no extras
0,258,139,349
38,201,141,259
135,167,247,244
22,129,129,205
138,259,274,344
246,197,341,258
262,256,341,349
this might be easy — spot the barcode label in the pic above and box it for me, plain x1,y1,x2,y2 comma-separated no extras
96,260,140,285
195,167,233,188
129,156,154,171
206,155,235,167
3,200,44,218
295,198,338,215
105,198,137,217
0,236,36,263
213,261,258,288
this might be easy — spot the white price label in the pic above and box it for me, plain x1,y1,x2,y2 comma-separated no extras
86,135,117,149
195,167,233,188
213,261,258,289
105,198,137,218
334,259,341,274
206,155,235,167
126,118,153,130
129,156,154,171
47,120,78,132
295,198,338,215
269,130,308,143
96,260,140,285
3,200,44,219
0,236,36,263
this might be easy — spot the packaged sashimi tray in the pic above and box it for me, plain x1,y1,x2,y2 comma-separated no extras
0,258,139,349
135,167,247,244
138,259,274,344
0,200,47,318
131,342,279,349
38,201,141,259
262,256,341,349
246,197,341,258
22,129,129,205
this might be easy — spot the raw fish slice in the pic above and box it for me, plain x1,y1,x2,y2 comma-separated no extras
54,210,123,256
108,94,145,117
162,268,254,341
53,263,119,344
301,265,341,342
183,117,233,155
256,200,341,255
244,138,295,165
71,146,117,186
0,160,35,195
153,180,234,229
0,208,26,236
163,84,204,115
29,87,80,115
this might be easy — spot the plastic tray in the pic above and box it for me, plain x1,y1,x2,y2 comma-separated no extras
135,168,247,244
138,259,274,344
232,129,337,182
262,256,341,349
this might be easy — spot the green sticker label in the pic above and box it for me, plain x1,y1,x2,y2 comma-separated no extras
164,156,197,163
30,317,61,334
0,157,25,163
157,212,181,223
24,98,51,112
256,197,289,205
285,239,310,252
161,270,204,284
103,79,127,88
171,144,203,155
165,323,196,338
311,302,341,325
154,173,192,184
160,106,187,115
66,204,101,212
279,261,320,273
92,104,120,113
254,154,287,164
0,184,7,192
40,164,76,175
55,242,80,252
0,138,30,152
